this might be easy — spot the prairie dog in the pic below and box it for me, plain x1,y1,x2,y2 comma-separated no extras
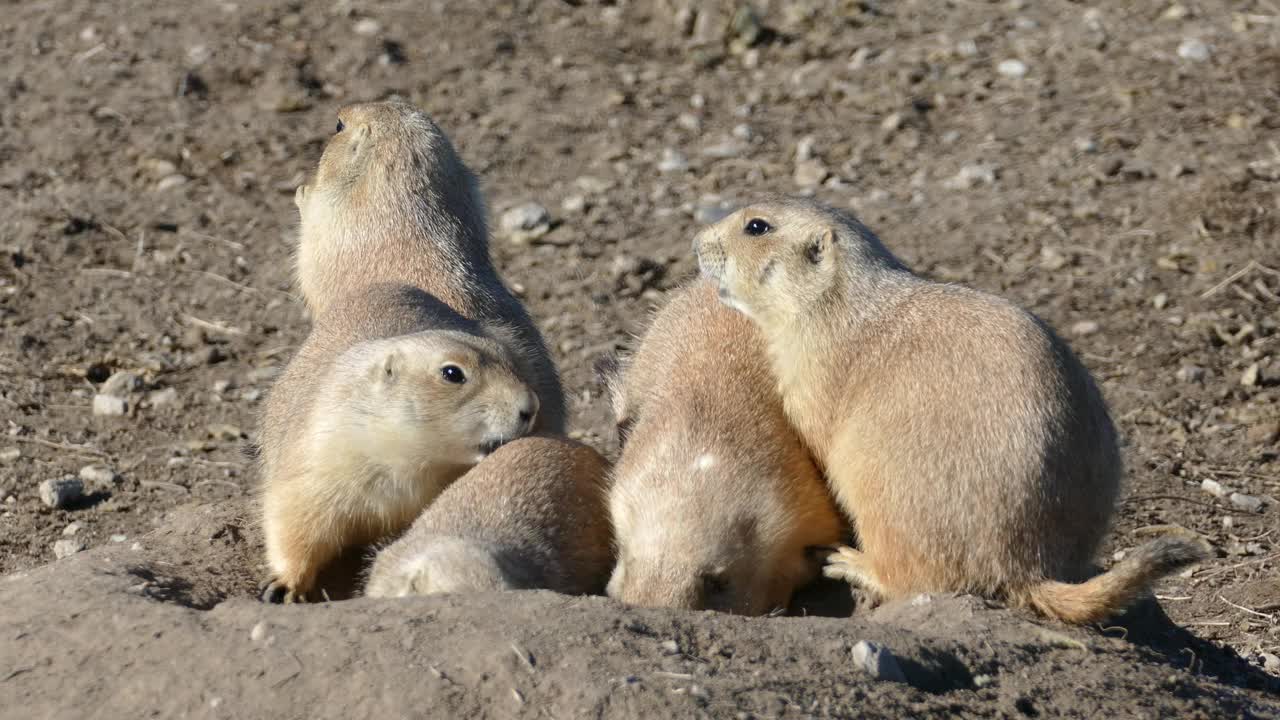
258,283,539,603
365,436,613,598
293,100,564,432
694,194,1207,624
605,280,843,616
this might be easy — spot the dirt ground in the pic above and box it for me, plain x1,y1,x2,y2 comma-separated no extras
1,0,1277,717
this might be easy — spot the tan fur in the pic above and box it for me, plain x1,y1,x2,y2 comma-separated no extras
364,436,613,598
294,100,564,432
258,283,539,603
694,195,1207,624
606,280,843,616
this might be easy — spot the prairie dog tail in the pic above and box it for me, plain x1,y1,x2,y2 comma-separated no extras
1019,537,1209,624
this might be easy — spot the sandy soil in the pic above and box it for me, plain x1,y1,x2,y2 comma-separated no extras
1,0,1277,717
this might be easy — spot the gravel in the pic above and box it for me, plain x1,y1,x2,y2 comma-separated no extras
39,476,84,509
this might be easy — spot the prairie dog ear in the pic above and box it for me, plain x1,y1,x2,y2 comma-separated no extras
805,228,836,266
374,349,400,385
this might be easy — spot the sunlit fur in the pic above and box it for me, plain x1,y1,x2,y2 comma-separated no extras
605,280,843,616
258,283,538,601
694,195,1207,624
293,100,564,433
364,436,613,598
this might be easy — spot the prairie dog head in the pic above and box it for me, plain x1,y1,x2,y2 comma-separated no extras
320,330,538,468
693,196,902,323
606,433,834,616
364,537,510,598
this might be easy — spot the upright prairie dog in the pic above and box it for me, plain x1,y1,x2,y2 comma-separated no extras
365,436,613,598
258,283,539,603
293,100,564,432
606,280,843,615
694,195,1207,624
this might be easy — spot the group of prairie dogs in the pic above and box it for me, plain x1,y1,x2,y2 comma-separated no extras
256,100,1206,624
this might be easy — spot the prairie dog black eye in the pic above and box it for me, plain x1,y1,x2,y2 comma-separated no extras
335,119,345,133
744,218,772,236
441,365,466,384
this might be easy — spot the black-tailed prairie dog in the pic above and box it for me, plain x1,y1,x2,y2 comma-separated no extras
258,283,539,603
694,195,1207,624
365,436,613,598
605,280,843,615
293,100,564,433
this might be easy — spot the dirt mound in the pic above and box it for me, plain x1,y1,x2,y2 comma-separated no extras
2,501,1275,719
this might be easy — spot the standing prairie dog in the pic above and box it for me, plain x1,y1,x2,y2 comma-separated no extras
605,280,843,616
293,100,564,433
694,195,1207,624
365,436,613,598
258,283,539,603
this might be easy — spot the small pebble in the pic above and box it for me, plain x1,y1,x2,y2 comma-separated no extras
795,136,817,162
1229,492,1264,513
250,621,268,643
1071,320,1100,337
212,379,233,394
93,394,128,416
561,194,587,214
944,164,997,189
850,640,906,683
353,18,381,36
156,174,189,192
657,148,689,173
1261,653,1280,674
39,476,84,509
101,371,143,397
241,388,262,403
973,674,996,688
0,447,19,463
659,640,680,655
499,202,552,244
148,387,180,409
1177,38,1210,62
1240,363,1261,387
1200,479,1228,498
996,59,1028,78
79,464,117,486
110,534,128,543
1222,516,1234,529
1151,292,1169,310
1175,364,1205,383
53,538,86,559
62,522,82,536
1073,137,1099,154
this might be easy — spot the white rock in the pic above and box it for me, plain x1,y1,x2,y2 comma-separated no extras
850,641,906,682
944,163,998,189
1176,364,1205,383
39,476,84,508
79,465,117,486
62,522,82,536
561,194,587,214
795,136,817,162
499,202,552,243
353,18,381,36
1177,38,1210,62
0,447,19,463
147,387,180,409
111,534,128,543
1073,137,1099,154
794,159,829,188
53,539,87,559
1229,492,1264,513
1200,478,1228,498
1071,320,1100,337
657,148,689,173
93,394,128,416
997,59,1028,78
101,371,143,397
156,174,189,191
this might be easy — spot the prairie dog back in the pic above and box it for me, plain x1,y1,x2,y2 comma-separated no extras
293,100,565,433
365,435,614,598
607,280,843,615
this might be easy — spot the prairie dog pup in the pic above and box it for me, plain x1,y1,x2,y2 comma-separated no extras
606,281,843,616
259,284,539,603
365,436,613,598
294,100,564,432
694,195,1207,624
